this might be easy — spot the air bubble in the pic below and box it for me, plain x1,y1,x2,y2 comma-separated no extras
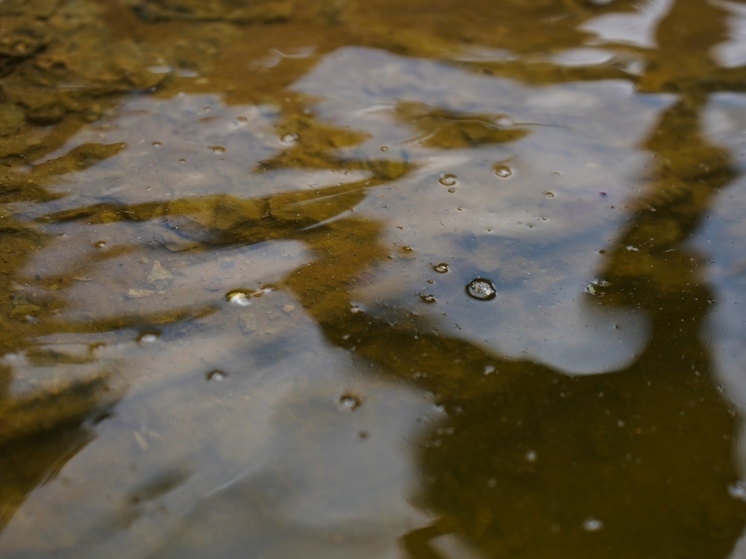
433,263,450,273
439,174,458,187
494,165,512,178
728,482,746,502
584,278,609,296
251,286,274,297
544,191,555,198
466,278,497,301
152,141,162,148
211,145,226,154
582,517,604,532
281,133,298,144
226,291,251,306
339,393,362,411
206,370,227,381
420,294,436,303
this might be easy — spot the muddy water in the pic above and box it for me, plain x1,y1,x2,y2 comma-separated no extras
2,0,746,557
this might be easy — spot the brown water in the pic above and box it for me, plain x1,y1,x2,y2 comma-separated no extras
2,0,746,557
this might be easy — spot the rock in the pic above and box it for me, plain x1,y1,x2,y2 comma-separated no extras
147,260,173,284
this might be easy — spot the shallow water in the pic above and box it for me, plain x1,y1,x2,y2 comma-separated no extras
2,0,746,557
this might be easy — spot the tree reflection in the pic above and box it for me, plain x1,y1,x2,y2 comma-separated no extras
281,0,746,556
401,95,745,556
0,145,131,534
397,1,746,556
278,92,746,555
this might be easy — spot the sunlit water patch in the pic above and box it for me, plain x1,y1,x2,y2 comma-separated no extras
294,47,658,373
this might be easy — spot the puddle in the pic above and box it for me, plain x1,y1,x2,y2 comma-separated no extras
2,0,746,557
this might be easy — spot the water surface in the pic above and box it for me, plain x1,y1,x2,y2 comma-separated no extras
2,0,746,557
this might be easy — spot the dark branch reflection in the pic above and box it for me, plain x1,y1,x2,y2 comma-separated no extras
276,96,746,552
